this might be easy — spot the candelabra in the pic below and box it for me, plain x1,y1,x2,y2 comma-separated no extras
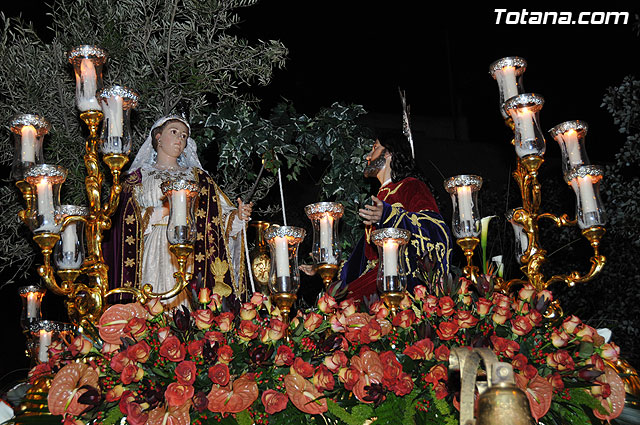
449,56,606,297
11,45,192,334
372,228,411,317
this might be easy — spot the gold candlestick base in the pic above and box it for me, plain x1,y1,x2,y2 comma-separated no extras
272,292,297,341
457,237,480,283
380,291,404,318
57,269,81,291
79,110,104,139
33,232,60,252
316,263,339,291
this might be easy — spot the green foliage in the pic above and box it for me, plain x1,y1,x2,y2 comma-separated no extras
0,0,287,283
204,101,373,253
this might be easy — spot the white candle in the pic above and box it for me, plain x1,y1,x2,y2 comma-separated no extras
457,186,474,223
496,66,518,100
26,292,39,319
76,59,99,111
62,222,77,254
105,95,124,138
38,330,52,363
515,108,536,143
21,125,37,163
172,190,188,226
382,240,399,277
36,180,56,231
577,176,598,214
274,236,290,278
319,215,333,261
561,130,582,167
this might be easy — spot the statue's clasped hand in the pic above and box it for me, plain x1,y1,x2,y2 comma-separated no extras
237,198,253,221
358,196,383,226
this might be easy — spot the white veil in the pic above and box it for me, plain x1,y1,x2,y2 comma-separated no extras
128,115,203,173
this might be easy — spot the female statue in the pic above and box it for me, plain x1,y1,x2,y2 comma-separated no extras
106,115,252,309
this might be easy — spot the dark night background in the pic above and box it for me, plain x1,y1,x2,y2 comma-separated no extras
1,2,639,389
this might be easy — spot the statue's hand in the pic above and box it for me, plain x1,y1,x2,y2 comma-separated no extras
237,198,253,221
358,196,383,226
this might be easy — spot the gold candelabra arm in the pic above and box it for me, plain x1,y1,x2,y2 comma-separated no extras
457,237,480,283
144,243,193,301
493,276,529,294
316,263,339,291
33,233,70,296
513,156,544,214
16,180,35,226
102,153,129,218
537,212,577,228
544,226,606,288
271,292,297,342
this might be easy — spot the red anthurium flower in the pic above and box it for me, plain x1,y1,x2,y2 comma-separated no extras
206,374,259,414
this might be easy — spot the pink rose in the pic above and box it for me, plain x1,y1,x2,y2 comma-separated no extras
511,316,533,336
423,295,438,316
188,340,205,357
193,309,215,330
413,285,427,301
339,299,358,316
562,315,582,334
600,343,620,361
214,312,235,332
546,350,575,371
551,329,570,348
267,318,286,342
250,291,268,306
144,298,164,316
324,351,348,372
69,335,93,356
518,284,535,302
239,303,257,321
476,297,492,316
318,293,338,314
304,312,323,332
313,364,335,392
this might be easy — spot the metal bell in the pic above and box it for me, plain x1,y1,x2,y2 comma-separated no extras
450,347,535,425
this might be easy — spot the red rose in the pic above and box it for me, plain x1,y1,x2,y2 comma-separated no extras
164,382,194,407
69,335,92,356
261,389,288,414
338,366,360,391
204,331,226,345
588,354,605,371
208,363,230,386
121,363,143,385
293,357,314,378
392,309,417,329
437,296,455,317
523,364,538,380
159,335,186,362
339,299,358,316
214,312,235,332
546,372,564,391
511,316,533,336
110,350,131,373
424,364,448,386
434,345,450,362
267,318,286,342
188,340,205,357
304,312,323,332
239,303,257,321
392,372,414,396
313,364,335,392
126,341,151,364
193,309,215,330
562,315,582,334
551,329,570,348
423,295,438,316
175,360,197,385
360,319,382,344
156,326,172,343
402,345,426,360
144,298,164,316
379,351,403,386
491,335,520,359
237,320,260,341
492,293,511,308
318,294,338,314
125,402,148,425
518,284,535,302
492,306,512,325
413,285,427,301
576,324,596,342
476,297,492,316
434,381,449,399
511,353,528,370
527,309,543,327
546,350,575,371
123,317,147,340
324,350,348,372
119,390,136,415
274,345,295,367
456,310,479,329
105,384,125,402
436,320,459,341
217,344,234,364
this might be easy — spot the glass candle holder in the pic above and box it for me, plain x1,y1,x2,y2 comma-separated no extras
10,114,50,180
505,209,532,264
549,120,590,179
98,85,139,155
566,166,606,229
444,175,483,238
371,228,411,294
24,164,67,233
28,320,70,363
504,94,546,159
489,56,527,118
53,205,88,270
265,226,306,294
304,202,344,265
161,180,200,245
19,285,45,331
67,45,108,112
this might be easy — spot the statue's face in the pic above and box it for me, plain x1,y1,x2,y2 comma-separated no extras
156,121,189,159
363,139,388,178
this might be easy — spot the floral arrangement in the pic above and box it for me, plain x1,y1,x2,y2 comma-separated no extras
29,277,626,425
